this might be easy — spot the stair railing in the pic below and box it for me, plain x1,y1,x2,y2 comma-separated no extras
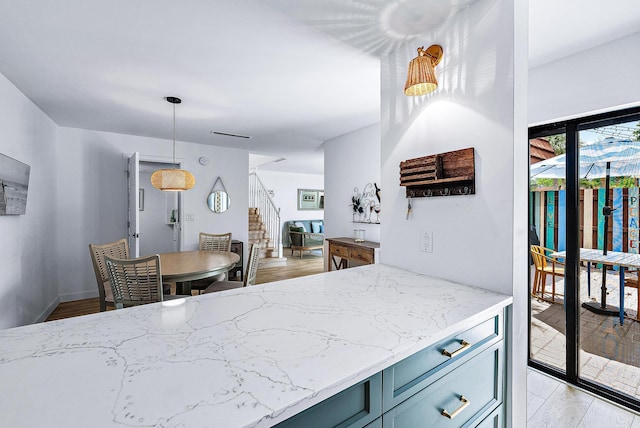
249,171,282,257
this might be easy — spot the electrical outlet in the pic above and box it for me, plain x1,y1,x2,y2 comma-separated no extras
421,231,433,253
186,213,195,221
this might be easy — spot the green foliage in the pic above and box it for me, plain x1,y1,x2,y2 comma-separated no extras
634,123,640,141
547,134,566,155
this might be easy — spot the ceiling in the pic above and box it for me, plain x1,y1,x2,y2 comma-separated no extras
0,1,639,175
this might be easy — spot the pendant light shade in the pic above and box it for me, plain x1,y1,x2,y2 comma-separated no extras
150,168,195,191
404,45,443,96
151,97,195,191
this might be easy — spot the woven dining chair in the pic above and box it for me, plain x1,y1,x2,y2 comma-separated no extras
199,232,232,252
190,232,233,294
89,239,129,312
105,254,187,309
204,242,262,294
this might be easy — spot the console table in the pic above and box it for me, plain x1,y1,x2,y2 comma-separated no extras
326,237,380,271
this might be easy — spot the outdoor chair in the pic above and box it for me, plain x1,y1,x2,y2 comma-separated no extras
190,232,233,294
105,254,187,309
624,270,640,321
530,245,565,302
204,242,262,293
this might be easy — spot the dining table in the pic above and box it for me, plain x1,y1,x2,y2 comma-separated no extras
552,248,640,325
159,250,240,295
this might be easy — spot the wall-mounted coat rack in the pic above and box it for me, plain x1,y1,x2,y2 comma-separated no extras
400,147,475,197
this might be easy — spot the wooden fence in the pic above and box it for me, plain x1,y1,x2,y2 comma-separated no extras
530,187,639,254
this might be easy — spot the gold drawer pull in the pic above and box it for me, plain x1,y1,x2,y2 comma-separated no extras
441,340,471,358
441,395,470,419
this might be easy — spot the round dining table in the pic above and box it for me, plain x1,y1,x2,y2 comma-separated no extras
159,250,240,295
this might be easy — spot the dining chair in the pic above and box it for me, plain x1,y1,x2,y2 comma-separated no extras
104,254,188,308
199,232,232,252
204,242,262,294
530,245,565,302
190,232,233,294
89,239,129,312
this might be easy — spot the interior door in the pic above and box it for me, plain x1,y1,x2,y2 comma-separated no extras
128,152,140,257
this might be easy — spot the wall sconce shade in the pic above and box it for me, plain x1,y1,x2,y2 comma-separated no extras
151,96,195,191
404,45,443,96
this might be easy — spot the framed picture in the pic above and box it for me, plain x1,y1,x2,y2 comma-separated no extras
0,152,31,215
297,189,324,210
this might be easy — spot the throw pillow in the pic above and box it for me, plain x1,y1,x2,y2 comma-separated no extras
294,221,307,232
311,221,322,233
319,224,324,233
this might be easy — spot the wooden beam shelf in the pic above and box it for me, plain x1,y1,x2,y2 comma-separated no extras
399,147,475,197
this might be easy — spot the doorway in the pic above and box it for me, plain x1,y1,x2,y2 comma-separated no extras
127,153,183,257
528,105,640,411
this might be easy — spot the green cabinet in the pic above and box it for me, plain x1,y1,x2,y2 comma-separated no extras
275,310,506,428
382,342,503,427
275,373,382,428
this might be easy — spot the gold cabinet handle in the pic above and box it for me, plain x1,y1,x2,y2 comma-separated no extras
441,340,471,358
441,395,470,419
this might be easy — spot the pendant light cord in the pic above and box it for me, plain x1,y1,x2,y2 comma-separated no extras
172,102,176,167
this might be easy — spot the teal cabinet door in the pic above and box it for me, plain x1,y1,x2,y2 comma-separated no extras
276,373,382,428
383,313,503,411
382,342,503,428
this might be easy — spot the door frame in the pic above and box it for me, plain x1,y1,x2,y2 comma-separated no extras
528,105,640,412
126,153,185,256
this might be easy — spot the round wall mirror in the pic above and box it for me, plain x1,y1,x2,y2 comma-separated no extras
207,190,230,213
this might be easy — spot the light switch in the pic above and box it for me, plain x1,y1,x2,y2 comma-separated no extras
421,231,433,253
186,213,195,221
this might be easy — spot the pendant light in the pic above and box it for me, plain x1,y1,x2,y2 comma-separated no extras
404,45,443,96
151,97,196,191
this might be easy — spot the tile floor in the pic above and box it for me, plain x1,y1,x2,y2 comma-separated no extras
528,368,640,427
530,266,640,398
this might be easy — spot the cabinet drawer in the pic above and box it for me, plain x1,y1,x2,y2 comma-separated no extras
275,372,382,428
382,342,504,428
350,247,373,263
383,312,502,411
332,244,350,258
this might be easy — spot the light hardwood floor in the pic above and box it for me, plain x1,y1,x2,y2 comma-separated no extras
46,253,325,321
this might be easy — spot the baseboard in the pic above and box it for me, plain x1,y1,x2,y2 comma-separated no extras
35,296,60,323
59,289,99,303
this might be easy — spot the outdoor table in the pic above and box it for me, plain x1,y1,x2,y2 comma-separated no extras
552,248,640,325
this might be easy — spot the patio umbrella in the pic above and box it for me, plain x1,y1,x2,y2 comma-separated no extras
530,138,640,180
530,137,640,315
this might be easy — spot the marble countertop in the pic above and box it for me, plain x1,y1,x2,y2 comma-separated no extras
0,264,511,427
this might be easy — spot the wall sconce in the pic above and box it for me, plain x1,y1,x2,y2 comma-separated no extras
404,45,443,96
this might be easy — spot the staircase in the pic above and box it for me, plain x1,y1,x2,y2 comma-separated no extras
248,207,285,267
248,172,285,266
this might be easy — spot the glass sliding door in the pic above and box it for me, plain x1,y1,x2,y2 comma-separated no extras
529,106,640,412
577,118,640,402
529,130,567,374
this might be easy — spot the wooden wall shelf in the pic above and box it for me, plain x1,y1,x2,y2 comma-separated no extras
400,147,475,197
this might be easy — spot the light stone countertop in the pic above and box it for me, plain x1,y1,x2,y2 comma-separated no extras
0,264,511,427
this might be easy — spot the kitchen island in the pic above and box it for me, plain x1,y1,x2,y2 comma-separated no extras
0,264,511,427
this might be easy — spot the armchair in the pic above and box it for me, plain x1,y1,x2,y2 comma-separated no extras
289,225,324,258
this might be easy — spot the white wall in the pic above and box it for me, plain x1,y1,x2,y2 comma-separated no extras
529,32,640,124
55,127,249,303
0,73,58,329
255,170,324,246
378,0,527,425
324,124,381,244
